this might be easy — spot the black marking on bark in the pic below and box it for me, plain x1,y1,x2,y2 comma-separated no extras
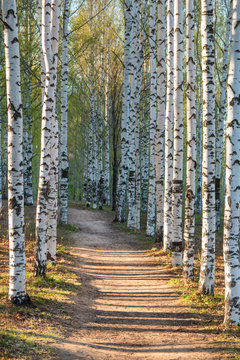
9,196,21,216
61,169,68,179
9,293,31,306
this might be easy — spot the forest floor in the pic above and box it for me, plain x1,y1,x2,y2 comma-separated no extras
0,204,240,359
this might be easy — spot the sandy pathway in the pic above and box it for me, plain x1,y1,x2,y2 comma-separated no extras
55,208,232,360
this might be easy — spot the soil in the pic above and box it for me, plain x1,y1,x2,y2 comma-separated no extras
54,208,235,360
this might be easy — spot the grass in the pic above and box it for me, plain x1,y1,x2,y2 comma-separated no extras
0,201,82,360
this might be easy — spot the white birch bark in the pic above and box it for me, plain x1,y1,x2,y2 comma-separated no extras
39,0,46,99
97,4,106,210
196,82,202,214
198,0,216,295
127,0,139,229
146,0,157,237
86,115,93,207
2,118,8,200
134,0,148,231
46,0,60,262
171,0,184,266
140,64,149,213
24,11,33,207
163,0,174,250
215,1,232,232
3,0,28,304
0,26,3,211
116,0,132,222
223,0,240,326
183,0,196,279
155,0,165,242
90,1,97,210
104,46,110,206
59,0,70,225
83,145,87,202
35,0,53,276
135,115,141,231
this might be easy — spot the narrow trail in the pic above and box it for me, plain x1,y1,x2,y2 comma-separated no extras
55,208,231,360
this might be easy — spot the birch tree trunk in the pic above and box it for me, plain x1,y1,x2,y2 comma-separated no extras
127,0,139,229
35,0,53,276
183,0,196,279
223,0,240,326
46,0,60,262
24,10,33,206
0,24,3,212
146,0,157,237
135,115,141,231
90,1,97,210
163,0,174,250
155,0,165,242
140,64,149,213
59,0,70,225
199,0,216,295
104,46,110,206
196,81,202,214
87,114,93,207
2,118,8,200
215,1,232,232
134,0,148,231
97,4,106,210
3,0,28,304
116,0,132,222
171,0,184,266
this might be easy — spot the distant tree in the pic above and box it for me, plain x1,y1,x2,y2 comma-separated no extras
59,0,70,225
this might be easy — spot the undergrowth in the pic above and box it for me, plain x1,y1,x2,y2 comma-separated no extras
0,203,81,360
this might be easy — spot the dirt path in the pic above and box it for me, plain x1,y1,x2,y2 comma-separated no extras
54,208,233,360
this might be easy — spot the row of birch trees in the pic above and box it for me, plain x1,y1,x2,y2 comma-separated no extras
1,0,71,304
80,0,240,326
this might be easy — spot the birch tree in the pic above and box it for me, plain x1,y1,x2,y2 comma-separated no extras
163,0,174,250
116,0,132,222
23,7,34,207
223,0,240,326
46,0,60,262
215,1,232,232
104,46,110,206
3,0,28,304
59,0,70,225
155,0,165,242
171,0,184,266
127,0,139,229
183,0,196,279
35,0,54,276
199,0,216,295
135,0,148,231
146,0,157,237
0,22,3,212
